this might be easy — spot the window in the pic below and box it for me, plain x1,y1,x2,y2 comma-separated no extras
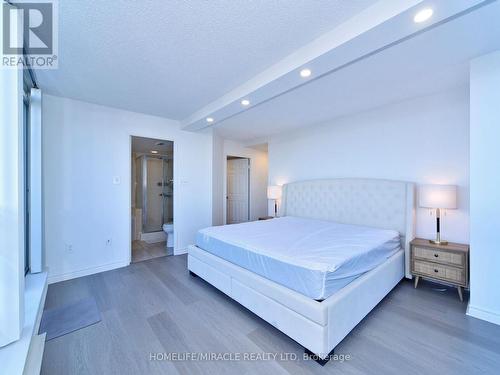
23,94,30,274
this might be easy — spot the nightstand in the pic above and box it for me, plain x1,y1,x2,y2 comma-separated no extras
410,238,469,301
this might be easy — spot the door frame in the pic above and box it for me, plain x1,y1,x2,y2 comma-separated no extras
129,135,176,265
224,156,250,225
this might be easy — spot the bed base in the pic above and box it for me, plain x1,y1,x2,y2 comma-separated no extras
304,348,335,366
193,266,333,365
187,245,404,361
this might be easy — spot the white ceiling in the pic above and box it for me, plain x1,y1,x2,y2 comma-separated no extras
36,0,378,120
35,0,499,143
131,136,173,155
213,0,500,142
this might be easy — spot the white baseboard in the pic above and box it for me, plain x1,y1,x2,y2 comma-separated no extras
466,304,500,326
174,247,188,256
48,260,129,284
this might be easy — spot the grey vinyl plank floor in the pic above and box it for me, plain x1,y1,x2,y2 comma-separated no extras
41,255,500,375
131,240,172,263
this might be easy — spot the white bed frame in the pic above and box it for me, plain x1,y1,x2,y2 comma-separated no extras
188,178,415,360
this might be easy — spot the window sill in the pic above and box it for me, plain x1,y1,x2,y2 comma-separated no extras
0,272,48,375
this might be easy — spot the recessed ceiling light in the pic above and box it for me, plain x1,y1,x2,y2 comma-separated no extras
241,99,250,106
414,8,433,23
300,68,312,78
206,117,214,123
151,150,159,154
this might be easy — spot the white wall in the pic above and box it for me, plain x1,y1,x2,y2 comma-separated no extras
268,87,470,244
212,132,225,225
468,51,500,325
43,95,213,283
212,136,269,225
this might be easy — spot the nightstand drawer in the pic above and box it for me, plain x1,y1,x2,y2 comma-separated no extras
413,260,466,285
413,246,465,267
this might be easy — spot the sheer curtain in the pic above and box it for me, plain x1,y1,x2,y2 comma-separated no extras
0,1,25,347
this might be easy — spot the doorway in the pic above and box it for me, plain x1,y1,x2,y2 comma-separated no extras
131,136,174,263
226,156,250,224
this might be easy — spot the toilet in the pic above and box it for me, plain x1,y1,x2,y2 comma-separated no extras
162,223,174,248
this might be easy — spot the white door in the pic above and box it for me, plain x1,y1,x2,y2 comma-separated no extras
227,158,249,224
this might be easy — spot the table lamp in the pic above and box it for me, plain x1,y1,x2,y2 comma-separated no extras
419,184,457,245
267,185,282,217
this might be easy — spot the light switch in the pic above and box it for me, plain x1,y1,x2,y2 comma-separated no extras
112,176,121,185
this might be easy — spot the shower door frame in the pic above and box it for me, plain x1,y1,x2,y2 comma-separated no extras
141,155,172,234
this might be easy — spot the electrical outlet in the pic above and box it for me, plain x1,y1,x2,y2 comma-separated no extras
65,243,73,253
106,238,112,247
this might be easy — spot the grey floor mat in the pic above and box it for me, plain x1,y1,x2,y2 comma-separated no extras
39,297,101,341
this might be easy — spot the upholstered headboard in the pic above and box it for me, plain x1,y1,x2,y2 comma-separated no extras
281,178,415,278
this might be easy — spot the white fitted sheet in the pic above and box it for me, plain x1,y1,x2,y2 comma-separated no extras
195,216,401,300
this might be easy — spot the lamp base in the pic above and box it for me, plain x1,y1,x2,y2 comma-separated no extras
429,239,448,245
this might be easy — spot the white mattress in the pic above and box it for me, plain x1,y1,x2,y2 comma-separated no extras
195,216,401,300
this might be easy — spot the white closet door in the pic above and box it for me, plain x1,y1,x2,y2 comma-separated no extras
227,158,249,224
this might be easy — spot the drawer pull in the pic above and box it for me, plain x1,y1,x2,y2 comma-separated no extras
434,269,439,273
434,254,439,258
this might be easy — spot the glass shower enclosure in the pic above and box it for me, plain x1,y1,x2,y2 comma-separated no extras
135,155,173,233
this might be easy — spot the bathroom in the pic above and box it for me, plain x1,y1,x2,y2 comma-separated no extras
131,136,174,263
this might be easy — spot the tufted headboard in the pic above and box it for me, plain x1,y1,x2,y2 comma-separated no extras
281,178,415,278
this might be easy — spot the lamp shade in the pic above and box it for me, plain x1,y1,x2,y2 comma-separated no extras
267,185,282,200
419,185,457,209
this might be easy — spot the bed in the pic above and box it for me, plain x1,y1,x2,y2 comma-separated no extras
196,216,402,300
188,178,415,362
